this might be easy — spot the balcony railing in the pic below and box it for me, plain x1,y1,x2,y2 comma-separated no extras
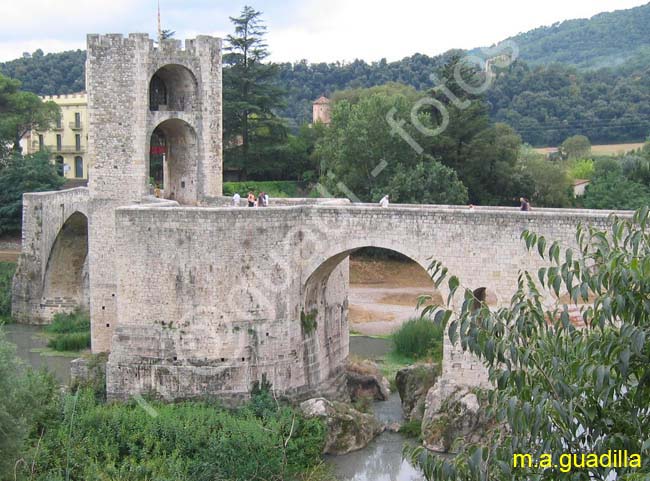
69,121,83,130
52,145,84,154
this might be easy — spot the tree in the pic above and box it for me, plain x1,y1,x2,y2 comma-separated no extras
517,147,572,207
382,160,468,205
582,172,650,210
560,134,591,160
316,88,445,201
0,152,64,234
223,6,286,178
410,207,650,481
461,123,523,205
0,74,59,153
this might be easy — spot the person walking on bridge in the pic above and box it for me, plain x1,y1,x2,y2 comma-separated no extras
247,192,256,207
379,195,390,208
519,197,531,211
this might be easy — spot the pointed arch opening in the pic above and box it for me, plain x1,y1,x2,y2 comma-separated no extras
41,212,89,317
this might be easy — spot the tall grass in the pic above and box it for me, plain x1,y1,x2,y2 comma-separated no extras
392,317,444,362
45,309,91,351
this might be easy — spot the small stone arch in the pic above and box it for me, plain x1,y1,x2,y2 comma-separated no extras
149,64,198,112
41,211,89,317
148,118,198,204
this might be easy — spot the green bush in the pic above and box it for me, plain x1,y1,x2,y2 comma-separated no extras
44,309,90,334
223,180,303,198
21,389,326,481
44,309,91,351
0,262,15,321
392,317,444,361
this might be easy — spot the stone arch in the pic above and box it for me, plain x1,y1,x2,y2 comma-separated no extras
148,118,198,204
41,211,89,317
149,64,198,112
300,244,439,389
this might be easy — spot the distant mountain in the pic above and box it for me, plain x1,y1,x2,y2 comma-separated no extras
2,3,650,146
498,2,650,69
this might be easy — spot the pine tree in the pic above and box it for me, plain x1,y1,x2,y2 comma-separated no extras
223,6,286,178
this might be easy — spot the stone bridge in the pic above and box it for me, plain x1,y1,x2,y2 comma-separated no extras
13,191,627,401
104,200,622,401
12,187,90,323
10,30,632,403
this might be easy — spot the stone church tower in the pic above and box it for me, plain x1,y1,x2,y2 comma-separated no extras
85,33,222,351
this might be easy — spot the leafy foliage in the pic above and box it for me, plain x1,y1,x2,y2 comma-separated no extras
18,388,326,481
0,152,64,234
384,160,468,205
0,328,59,480
0,73,60,153
409,207,650,480
223,180,303,198
0,49,85,96
583,173,650,210
0,262,15,321
567,158,595,180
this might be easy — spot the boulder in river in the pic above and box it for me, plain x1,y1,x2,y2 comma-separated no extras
421,383,493,453
346,358,391,401
300,397,384,455
395,363,440,421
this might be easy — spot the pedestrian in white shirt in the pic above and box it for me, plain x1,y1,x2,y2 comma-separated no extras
232,192,241,207
379,195,389,208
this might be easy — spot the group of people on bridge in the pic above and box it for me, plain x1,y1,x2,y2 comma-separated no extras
231,192,269,207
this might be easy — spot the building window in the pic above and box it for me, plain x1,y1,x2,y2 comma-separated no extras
55,156,64,176
74,112,81,128
75,134,81,151
38,134,44,151
56,134,62,151
56,115,62,129
74,156,83,178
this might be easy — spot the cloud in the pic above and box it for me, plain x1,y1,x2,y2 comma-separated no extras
0,0,647,62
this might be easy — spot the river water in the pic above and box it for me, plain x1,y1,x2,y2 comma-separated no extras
3,326,424,481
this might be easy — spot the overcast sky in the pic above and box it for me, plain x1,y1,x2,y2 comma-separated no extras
0,0,647,63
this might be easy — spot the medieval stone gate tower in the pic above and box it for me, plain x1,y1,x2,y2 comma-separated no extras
85,34,222,352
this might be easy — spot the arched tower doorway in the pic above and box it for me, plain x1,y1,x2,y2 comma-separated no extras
149,119,198,204
149,64,198,112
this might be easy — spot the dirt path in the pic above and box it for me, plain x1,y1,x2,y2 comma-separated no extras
0,237,20,263
348,257,441,336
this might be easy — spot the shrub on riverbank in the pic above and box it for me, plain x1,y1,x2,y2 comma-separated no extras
392,317,444,362
45,309,90,351
20,388,327,481
0,328,59,481
0,262,15,322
